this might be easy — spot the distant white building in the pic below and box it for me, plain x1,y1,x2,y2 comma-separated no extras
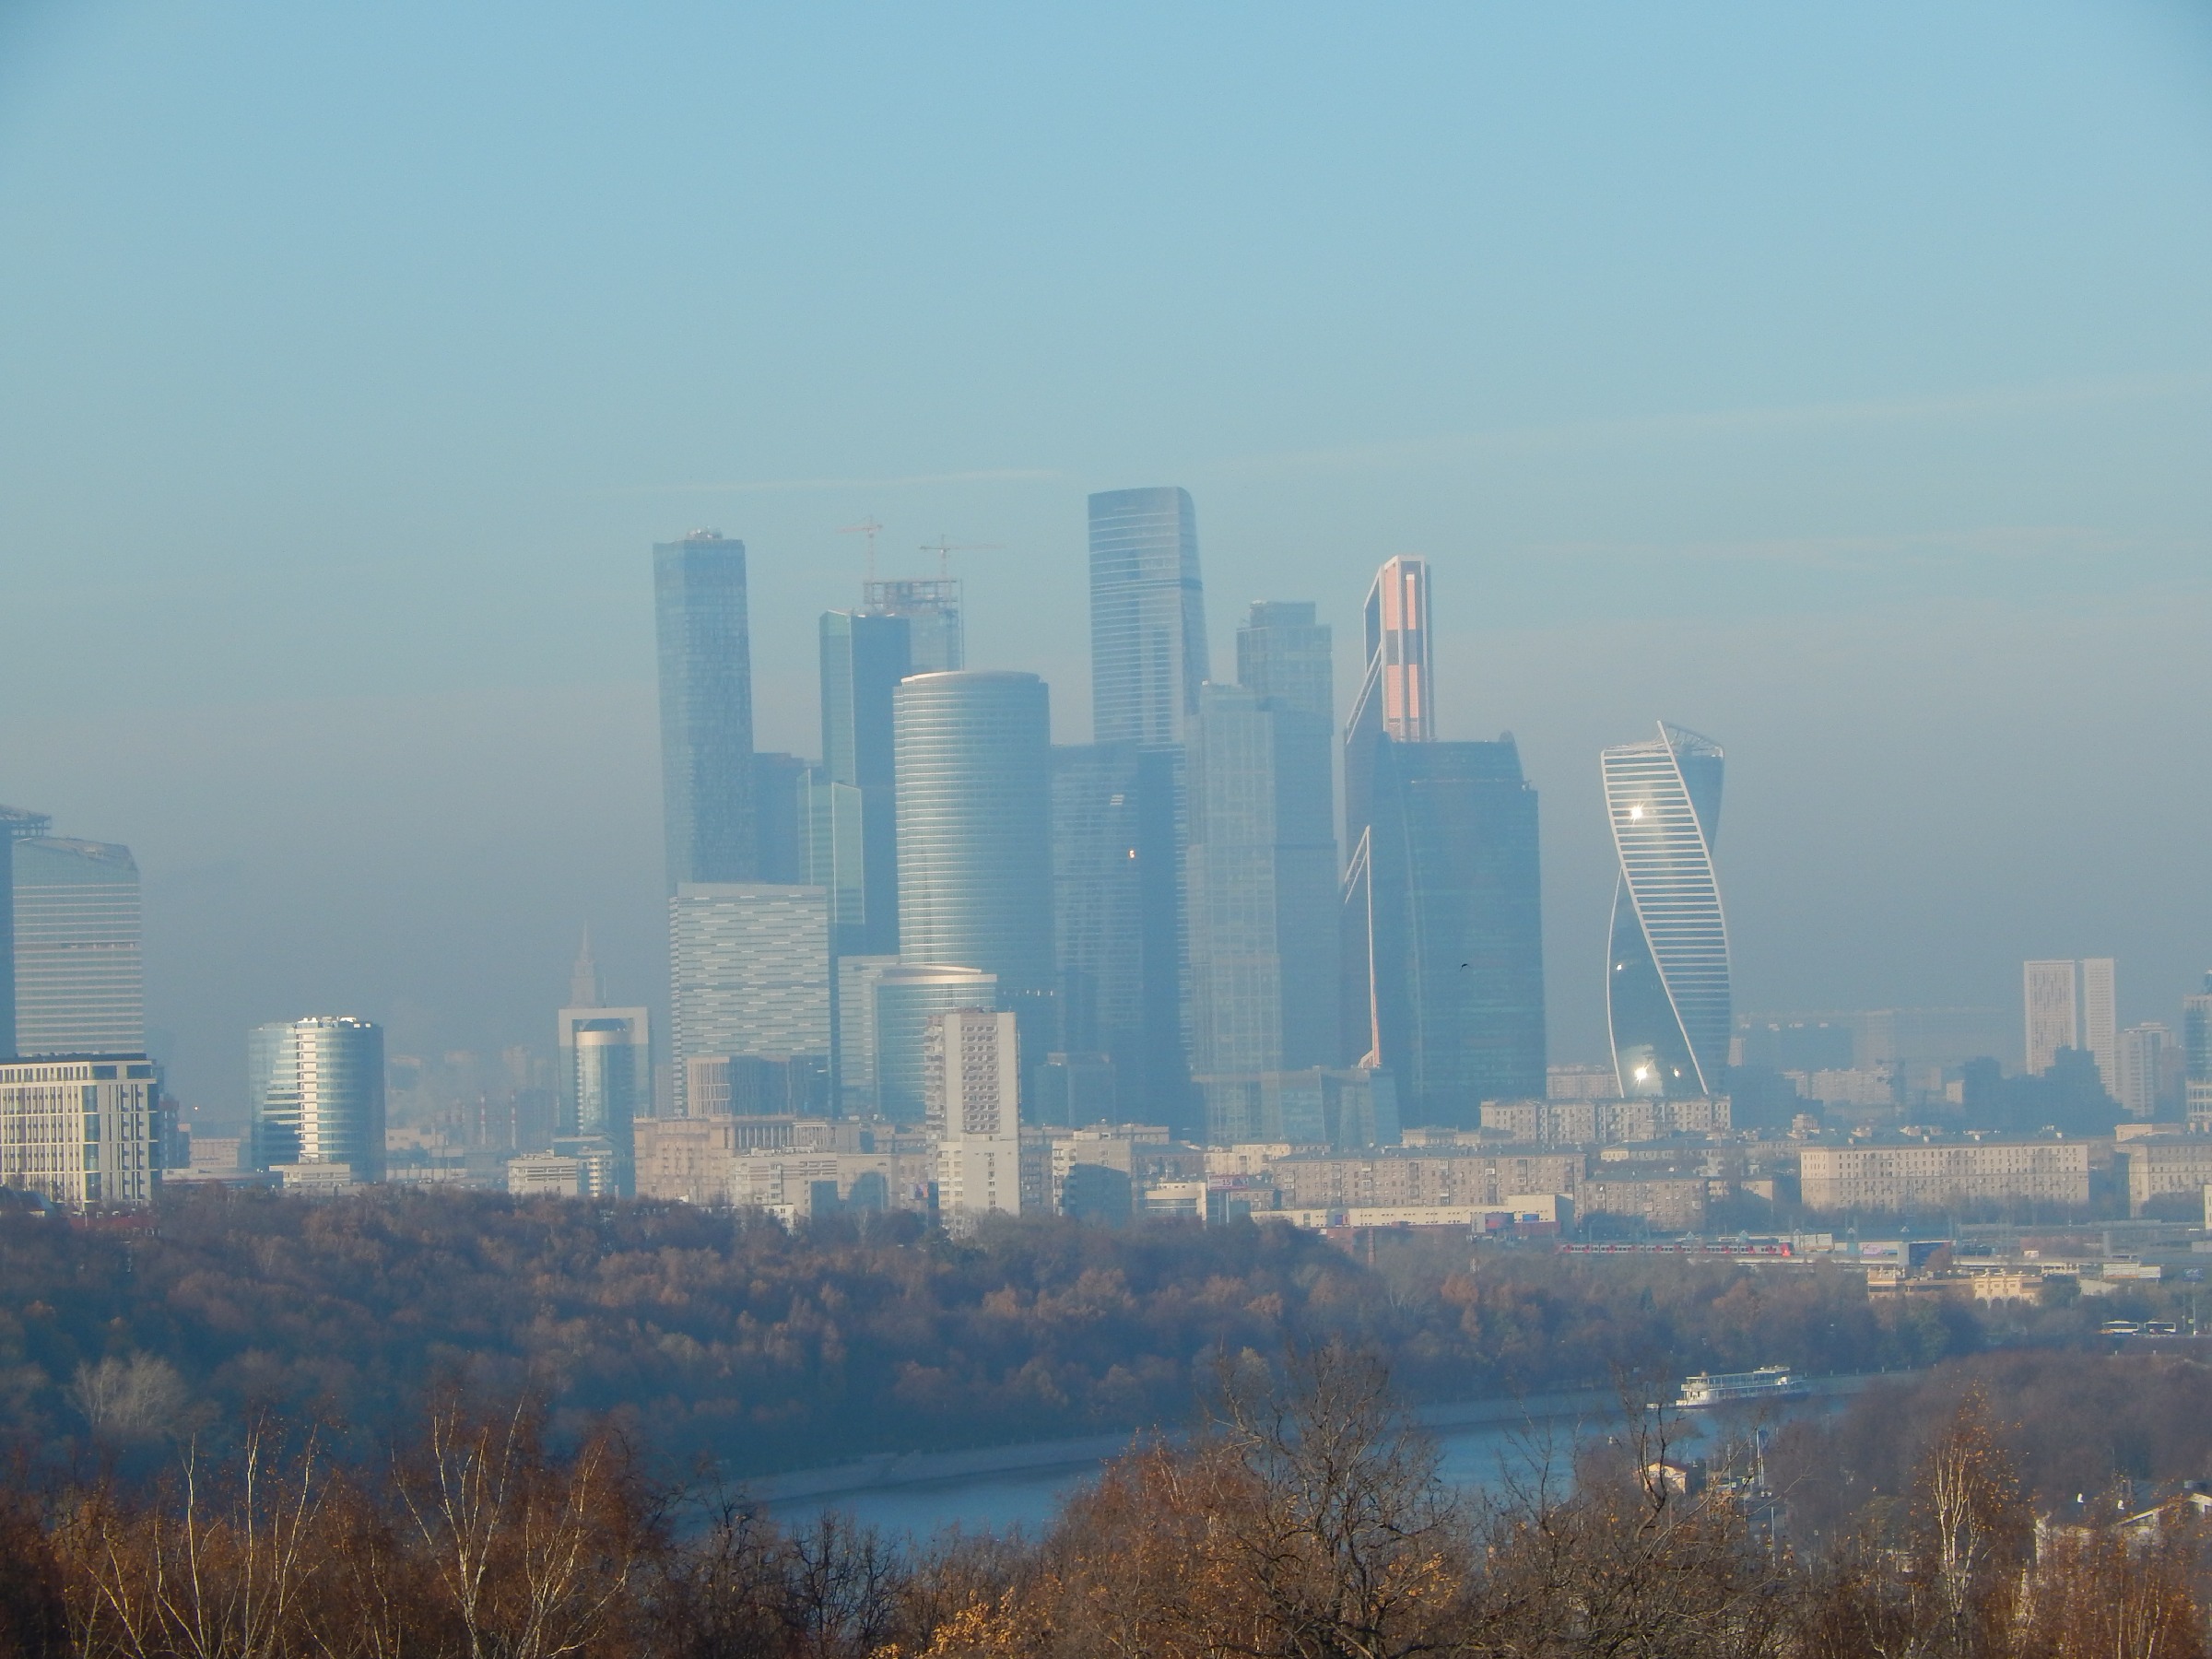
2024,958,2118,1092
928,1007,1021,1230
508,1154,585,1197
2117,1023,2173,1121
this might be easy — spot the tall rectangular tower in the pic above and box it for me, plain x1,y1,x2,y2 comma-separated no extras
1088,488,1208,747
1185,678,1338,1081
1344,557,1432,852
927,1007,1022,1229
2080,957,2118,1094
0,806,55,1058
12,837,144,1058
2023,959,2082,1076
654,531,756,890
669,884,831,1115
818,609,912,955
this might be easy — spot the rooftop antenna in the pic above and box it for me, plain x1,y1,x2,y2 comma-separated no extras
836,518,885,582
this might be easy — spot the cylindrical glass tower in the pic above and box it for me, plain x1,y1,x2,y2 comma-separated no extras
893,671,1053,998
249,1016,386,1182
872,964,997,1123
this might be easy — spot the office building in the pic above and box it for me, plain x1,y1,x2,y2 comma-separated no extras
799,771,866,949
818,609,913,955
834,953,900,1111
2125,1136,2212,1217
11,836,144,1058
1236,601,1335,724
894,671,1053,1067
1345,737,1546,1125
864,577,961,673
0,1053,161,1208
250,1017,385,1182
873,963,996,1122
2183,977,2212,1130
1798,1141,2091,1216
0,806,55,1058
1344,557,1432,852
1602,723,1729,1100
2116,1023,2173,1121
1050,742,1194,1132
1030,1053,1118,1127
1186,680,1337,1078
555,931,648,1160
2024,958,2118,1093
927,1007,1022,1227
753,753,808,884
1088,487,1208,746
669,884,830,1115
654,531,757,889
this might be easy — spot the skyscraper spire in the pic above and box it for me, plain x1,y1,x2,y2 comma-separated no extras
569,927,603,1010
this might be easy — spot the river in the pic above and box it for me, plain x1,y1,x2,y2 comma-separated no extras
755,1372,1880,1538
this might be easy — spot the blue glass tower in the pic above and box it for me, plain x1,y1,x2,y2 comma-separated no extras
654,531,756,890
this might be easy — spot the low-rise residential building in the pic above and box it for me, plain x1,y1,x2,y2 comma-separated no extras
1799,1140,2092,1214
1478,1096,1730,1147
2121,1138,2212,1218
1269,1147,1584,1210
1579,1172,1709,1232
0,1055,162,1209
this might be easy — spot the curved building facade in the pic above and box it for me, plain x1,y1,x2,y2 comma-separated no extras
250,1016,386,1181
873,964,997,1123
1602,723,1730,1099
894,672,1053,996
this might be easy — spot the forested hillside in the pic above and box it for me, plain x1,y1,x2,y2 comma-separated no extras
0,1187,2070,1475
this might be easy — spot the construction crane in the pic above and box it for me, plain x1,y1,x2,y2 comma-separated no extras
918,535,1006,578
836,517,886,582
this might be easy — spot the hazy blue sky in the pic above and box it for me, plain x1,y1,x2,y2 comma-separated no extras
3,3,2208,1108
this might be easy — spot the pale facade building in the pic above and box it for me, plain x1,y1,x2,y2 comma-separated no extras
250,1018,385,1182
927,1007,1022,1229
1798,1141,2091,1214
2117,1023,2174,1121
11,837,144,1058
0,1054,161,1209
668,883,830,1114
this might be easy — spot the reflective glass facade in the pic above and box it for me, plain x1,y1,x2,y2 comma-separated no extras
818,609,912,954
1345,737,1546,1125
1602,723,1729,1099
668,884,831,1114
873,963,996,1123
654,532,756,890
894,671,1053,997
250,1017,385,1181
12,837,143,1058
1088,488,1208,746
0,807,55,1059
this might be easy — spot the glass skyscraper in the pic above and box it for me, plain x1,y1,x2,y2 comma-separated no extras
654,531,757,890
1088,488,1209,746
1344,556,1432,852
1344,737,1546,1124
1602,722,1730,1099
11,836,144,1058
873,963,996,1123
864,577,962,673
818,608,912,955
1185,679,1338,1079
250,1016,385,1182
0,806,56,1058
895,670,1054,1095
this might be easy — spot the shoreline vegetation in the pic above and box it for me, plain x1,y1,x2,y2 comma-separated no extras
4,1343,2209,1659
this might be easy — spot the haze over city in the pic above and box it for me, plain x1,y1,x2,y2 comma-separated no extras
3,4,2207,1111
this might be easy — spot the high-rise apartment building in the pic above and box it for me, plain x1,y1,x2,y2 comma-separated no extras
11,837,144,1058
894,671,1053,1069
874,963,996,1122
818,609,913,956
1344,557,1432,851
1186,680,1337,1078
654,531,757,889
1088,488,1208,746
668,884,831,1115
250,1017,385,1182
2116,1022,2173,1122
927,1007,1022,1228
0,1053,161,1208
1345,737,1546,1124
1602,723,1729,1099
2023,958,2119,1094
